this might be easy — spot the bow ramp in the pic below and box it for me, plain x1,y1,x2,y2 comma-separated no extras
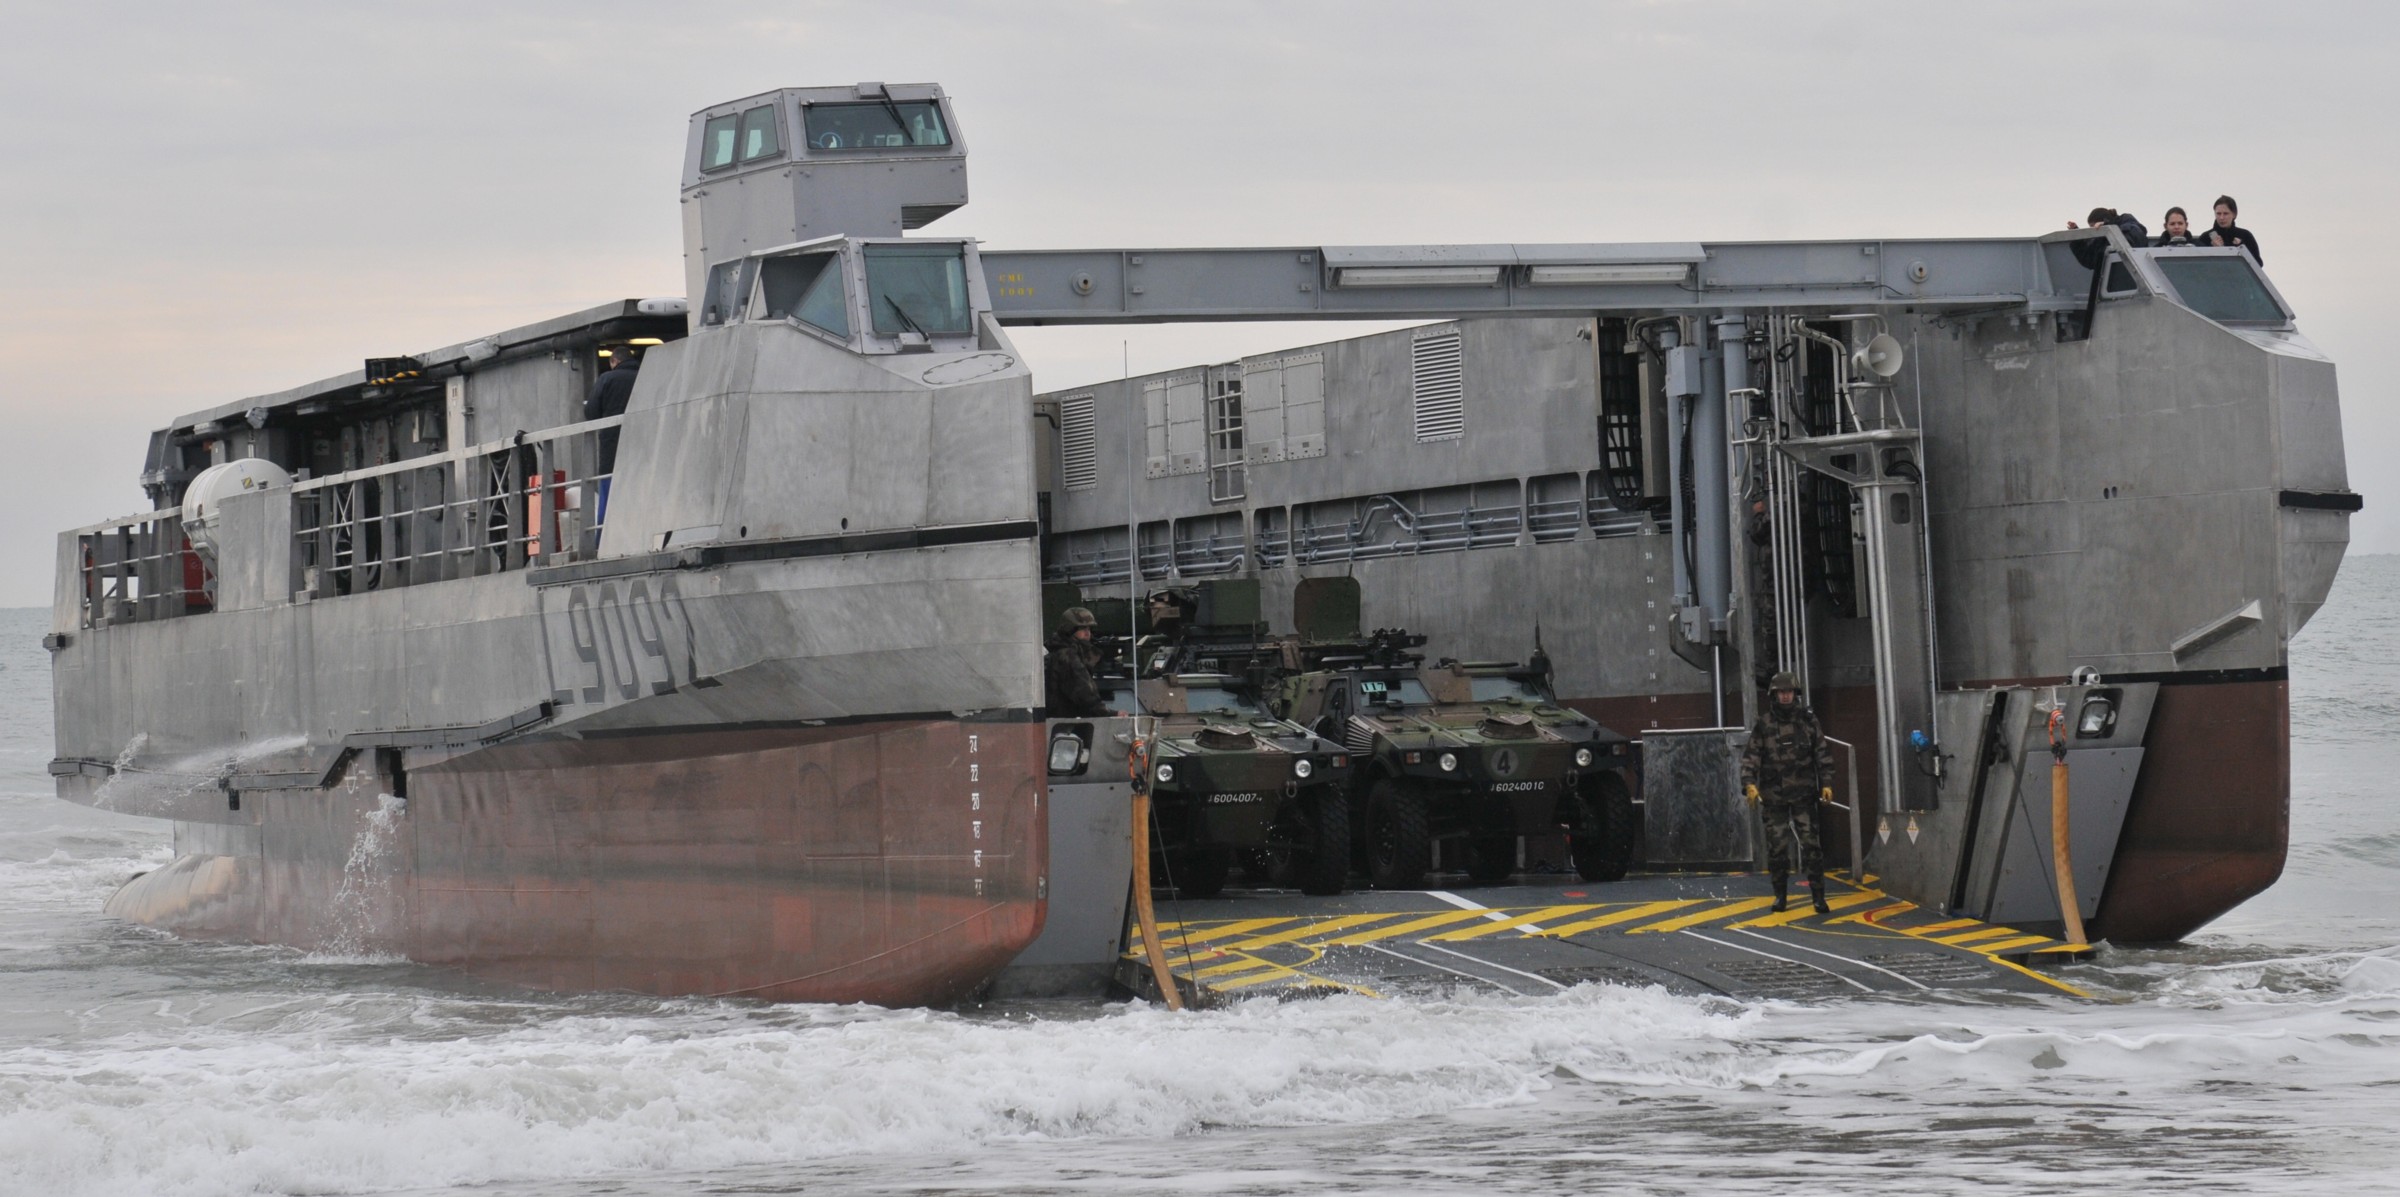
1118,874,2092,1005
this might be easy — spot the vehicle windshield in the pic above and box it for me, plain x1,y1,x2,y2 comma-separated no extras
864,243,973,336
802,101,950,151
1101,683,1136,716
1469,676,1550,703
1357,677,1435,707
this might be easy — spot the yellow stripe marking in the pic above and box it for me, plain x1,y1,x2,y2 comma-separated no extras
1538,900,1703,938
1628,897,1778,933
1729,890,1881,928
1426,904,1605,941
1911,918,1985,934
1973,935,2054,954
1324,908,1493,945
1226,913,1408,950
1833,901,1918,927
1139,917,1293,948
1936,926,2027,946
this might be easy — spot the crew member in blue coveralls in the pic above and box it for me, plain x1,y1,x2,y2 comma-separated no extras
1742,672,1835,915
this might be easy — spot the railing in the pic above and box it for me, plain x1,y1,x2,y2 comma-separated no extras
291,418,619,600
75,511,209,628
71,417,624,628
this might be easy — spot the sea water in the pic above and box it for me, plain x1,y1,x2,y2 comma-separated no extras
3,559,2396,1196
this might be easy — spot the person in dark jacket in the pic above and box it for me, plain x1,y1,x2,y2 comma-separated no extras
1741,671,1835,914
2204,195,2263,265
583,349,639,528
2153,206,2201,247
2068,207,2150,269
1045,607,1111,717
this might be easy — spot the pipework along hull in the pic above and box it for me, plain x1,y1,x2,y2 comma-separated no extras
104,718,1047,1005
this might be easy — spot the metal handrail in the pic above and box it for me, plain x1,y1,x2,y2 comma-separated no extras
1824,735,1865,882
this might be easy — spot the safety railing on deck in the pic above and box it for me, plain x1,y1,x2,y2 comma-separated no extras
75,511,209,628
291,417,621,600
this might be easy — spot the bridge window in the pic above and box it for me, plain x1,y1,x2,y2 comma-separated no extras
701,113,740,171
2154,255,2287,324
864,243,971,335
739,105,781,162
803,101,950,151
759,252,848,336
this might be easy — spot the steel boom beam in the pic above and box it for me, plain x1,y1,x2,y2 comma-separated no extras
979,237,2090,325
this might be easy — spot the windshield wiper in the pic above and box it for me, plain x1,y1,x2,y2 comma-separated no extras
877,96,913,144
884,295,930,338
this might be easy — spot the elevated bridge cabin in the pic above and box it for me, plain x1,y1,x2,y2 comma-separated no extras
681,83,968,323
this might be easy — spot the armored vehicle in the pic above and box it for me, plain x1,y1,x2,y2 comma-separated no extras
1099,664,1353,898
1273,631,1638,889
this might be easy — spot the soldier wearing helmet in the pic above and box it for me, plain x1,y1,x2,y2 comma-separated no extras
1045,607,1110,717
1741,671,1835,914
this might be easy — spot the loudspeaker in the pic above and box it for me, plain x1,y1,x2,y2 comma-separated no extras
1852,333,1905,378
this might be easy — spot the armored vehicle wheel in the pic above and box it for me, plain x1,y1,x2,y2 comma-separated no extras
1365,777,1430,890
1168,844,1233,899
1296,786,1350,896
1571,772,1639,882
1466,836,1516,884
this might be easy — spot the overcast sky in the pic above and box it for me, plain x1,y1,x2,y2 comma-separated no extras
0,0,2391,609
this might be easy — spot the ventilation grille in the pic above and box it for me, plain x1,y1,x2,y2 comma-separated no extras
1059,395,1098,491
1345,716,1377,756
1411,328,1465,442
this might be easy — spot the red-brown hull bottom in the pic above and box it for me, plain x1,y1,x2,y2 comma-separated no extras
106,719,1049,1007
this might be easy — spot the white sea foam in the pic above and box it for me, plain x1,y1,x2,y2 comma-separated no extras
3,970,2399,1197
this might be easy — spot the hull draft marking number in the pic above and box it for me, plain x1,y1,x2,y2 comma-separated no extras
541,577,703,708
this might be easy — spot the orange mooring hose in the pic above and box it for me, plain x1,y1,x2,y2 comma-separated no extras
2048,708,2089,949
1127,736,1184,1010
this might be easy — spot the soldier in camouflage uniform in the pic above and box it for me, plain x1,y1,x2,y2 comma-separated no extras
1044,607,1110,717
1741,671,1834,914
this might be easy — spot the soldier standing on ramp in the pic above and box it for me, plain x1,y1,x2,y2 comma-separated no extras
1742,672,1835,914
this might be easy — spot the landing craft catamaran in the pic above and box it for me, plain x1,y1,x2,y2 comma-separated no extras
49,84,2354,1004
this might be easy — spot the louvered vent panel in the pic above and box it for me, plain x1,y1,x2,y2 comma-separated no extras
1059,395,1098,491
1345,716,1377,756
1411,329,1465,442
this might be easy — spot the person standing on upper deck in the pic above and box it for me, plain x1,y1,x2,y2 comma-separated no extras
1742,672,1835,915
2154,206,2202,247
2205,195,2263,264
583,348,640,527
2068,207,2150,269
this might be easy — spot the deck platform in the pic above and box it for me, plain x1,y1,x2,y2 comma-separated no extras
1118,873,2094,1004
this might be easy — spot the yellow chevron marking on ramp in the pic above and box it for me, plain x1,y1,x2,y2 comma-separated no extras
1973,935,2054,954
1194,953,1288,979
1537,900,1702,938
1936,926,2027,946
1323,908,1493,945
1226,913,1408,950
1427,904,1605,941
1140,918,1293,949
1911,918,1984,934
1729,890,1882,928
1832,901,1918,928
1628,897,1778,933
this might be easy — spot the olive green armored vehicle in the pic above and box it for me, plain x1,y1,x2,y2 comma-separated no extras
1272,630,1638,890
1101,666,1353,898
